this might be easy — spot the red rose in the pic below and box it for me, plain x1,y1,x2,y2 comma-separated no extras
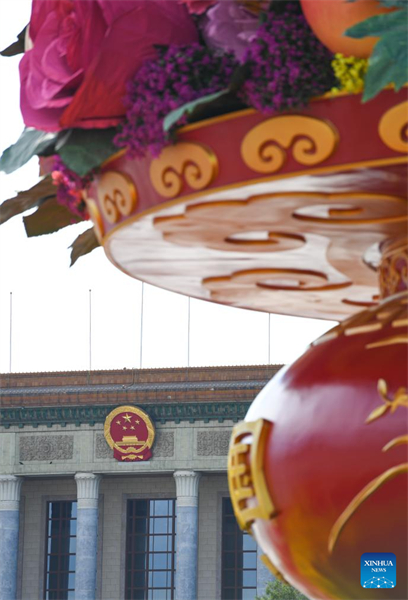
20,0,198,131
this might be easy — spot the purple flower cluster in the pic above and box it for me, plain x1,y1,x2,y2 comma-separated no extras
114,44,237,158
240,2,335,113
52,157,91,219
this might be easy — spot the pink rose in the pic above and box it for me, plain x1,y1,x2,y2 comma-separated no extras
20,0,198,132
178,0,216,15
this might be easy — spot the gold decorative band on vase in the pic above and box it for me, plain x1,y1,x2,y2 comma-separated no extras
227,418,277,532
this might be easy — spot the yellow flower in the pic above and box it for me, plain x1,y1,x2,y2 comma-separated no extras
331,53,368,95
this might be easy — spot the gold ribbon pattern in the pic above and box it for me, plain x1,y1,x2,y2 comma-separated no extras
328,379,408,554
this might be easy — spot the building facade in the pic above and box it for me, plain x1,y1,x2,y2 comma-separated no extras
0,365,281,600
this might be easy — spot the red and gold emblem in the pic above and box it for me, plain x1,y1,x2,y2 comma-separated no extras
104,405,155,461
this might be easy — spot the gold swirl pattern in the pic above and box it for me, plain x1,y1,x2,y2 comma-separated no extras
241,115,338,174
204,266,351,295
228,419,277,532
292,193,407,226
149,142,218,198
378,101,408,154
97,171,137,224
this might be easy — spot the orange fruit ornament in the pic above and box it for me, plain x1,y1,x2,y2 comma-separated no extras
300,0,394,58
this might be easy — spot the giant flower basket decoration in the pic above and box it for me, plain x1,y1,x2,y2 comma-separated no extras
1,1,407,599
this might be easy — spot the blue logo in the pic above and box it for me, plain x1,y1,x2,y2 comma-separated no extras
361,553,396,588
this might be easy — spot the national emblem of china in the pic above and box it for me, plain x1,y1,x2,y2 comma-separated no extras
104,406,155,461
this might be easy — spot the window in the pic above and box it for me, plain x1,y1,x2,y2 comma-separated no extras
44,501,77,600
221,498,257,600
125,499,176,600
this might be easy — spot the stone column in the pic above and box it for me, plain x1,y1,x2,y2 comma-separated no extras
74,473,101,600
0,475,23,600
173,471,201,600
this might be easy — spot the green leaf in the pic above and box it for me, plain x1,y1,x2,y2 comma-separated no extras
163,90,229,132
163,90,247,133
345,5,408,101
229,63,251,94
260,578,309,600
346,9,405,38
0,129,57,174
362,29,408,100
23,197,82,237
56,128,118,177
0,26,27,56
347,0,406,5
70,227,100,266
0,176,55,225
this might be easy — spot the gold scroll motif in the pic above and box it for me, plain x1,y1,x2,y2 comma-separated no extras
228,419,277,532
378,101,408,154
97,171,138,224
328,379,408,554
241,115,338,174
150,142,218,198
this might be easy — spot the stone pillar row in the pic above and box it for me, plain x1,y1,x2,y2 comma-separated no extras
0,473,102,600
74,473,101,600
0,475,23,600
0,471,204,600
173,470,201,600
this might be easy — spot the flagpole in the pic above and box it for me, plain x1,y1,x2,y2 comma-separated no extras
9,292,12,373
139,282,144,369
89,289,92,372
187,296,191,367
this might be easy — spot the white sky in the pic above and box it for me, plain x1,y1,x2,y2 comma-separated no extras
0,1,335,374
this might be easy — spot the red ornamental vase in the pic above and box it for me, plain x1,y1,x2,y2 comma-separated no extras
300,0,394,58
228,290,408,599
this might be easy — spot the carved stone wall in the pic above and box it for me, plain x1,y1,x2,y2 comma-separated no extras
95,433,111,459
19,435,73,461
95,431,174,459
154,432,174,457
196,430,231,456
